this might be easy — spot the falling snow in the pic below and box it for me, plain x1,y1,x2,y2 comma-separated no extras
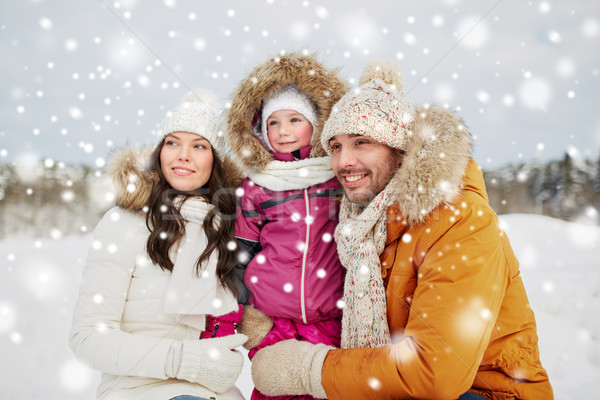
0,213,598,399
1,2,598,168
1,1,600,398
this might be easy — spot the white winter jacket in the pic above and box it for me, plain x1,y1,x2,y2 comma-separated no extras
69,206,245,400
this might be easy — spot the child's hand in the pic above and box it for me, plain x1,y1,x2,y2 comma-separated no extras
236,305,274,349
200,304,244,339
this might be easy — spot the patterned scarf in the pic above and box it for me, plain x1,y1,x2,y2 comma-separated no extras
335,173,402,348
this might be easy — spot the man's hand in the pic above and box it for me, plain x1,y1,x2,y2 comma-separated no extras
251,339,333,398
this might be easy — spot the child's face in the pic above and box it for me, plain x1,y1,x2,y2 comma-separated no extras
160,131,214,192
266,109,313,153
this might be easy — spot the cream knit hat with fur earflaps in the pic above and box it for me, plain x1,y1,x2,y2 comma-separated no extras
157,88,227,159
321,60,414,153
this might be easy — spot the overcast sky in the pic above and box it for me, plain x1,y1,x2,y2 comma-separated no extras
2,0,599,170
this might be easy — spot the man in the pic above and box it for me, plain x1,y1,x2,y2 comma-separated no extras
248,61,554,399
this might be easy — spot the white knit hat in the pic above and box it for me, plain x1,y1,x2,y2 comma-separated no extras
321,60,414,153
158,88,227,158
259,85,318,152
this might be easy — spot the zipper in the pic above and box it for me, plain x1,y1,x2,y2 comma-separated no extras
300,188,310,324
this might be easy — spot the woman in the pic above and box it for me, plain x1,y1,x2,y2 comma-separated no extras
69,88,248,400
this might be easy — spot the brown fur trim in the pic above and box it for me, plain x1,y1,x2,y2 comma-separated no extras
395,105,472,225
221,156,244,188
225,52,349,171
106,146,155,213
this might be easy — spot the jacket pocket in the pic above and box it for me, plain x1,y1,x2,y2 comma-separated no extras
385,267,417,333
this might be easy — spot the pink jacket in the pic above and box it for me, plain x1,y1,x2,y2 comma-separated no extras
235,149,345,325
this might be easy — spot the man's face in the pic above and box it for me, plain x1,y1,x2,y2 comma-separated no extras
329,134,403,206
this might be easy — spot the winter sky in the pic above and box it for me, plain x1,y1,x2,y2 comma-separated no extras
2,0,600,169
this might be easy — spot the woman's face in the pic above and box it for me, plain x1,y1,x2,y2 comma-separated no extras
160,131,214,192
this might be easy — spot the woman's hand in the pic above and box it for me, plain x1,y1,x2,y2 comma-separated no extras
167,333,248,393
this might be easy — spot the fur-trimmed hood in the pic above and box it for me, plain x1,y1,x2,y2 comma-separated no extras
393,104,472,225
106,146,155,213
106,146,243,213
225,52,349,171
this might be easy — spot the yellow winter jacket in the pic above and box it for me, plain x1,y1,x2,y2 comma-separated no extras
321,106,553,399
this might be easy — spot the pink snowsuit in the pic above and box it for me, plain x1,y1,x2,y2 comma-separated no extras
236,147,345,400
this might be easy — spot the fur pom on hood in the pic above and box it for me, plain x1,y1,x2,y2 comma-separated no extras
106,146,243,213
225,52,349,171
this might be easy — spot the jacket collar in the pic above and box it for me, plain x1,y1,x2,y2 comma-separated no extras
271,145,312,161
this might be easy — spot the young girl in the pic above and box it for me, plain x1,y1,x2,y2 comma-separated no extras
69,89,248,400
226,52,349,400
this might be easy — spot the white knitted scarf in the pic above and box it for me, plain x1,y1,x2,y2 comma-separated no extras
163,198,238,329
246,156,335,191
335,173,402,348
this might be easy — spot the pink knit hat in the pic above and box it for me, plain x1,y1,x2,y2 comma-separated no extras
321,60,413,153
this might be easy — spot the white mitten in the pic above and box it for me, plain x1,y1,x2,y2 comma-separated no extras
251,339,333,398
167,333,247,393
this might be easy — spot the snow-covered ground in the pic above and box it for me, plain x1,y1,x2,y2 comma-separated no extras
0,213,598,399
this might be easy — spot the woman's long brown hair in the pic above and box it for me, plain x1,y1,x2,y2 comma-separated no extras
145,140,238,297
